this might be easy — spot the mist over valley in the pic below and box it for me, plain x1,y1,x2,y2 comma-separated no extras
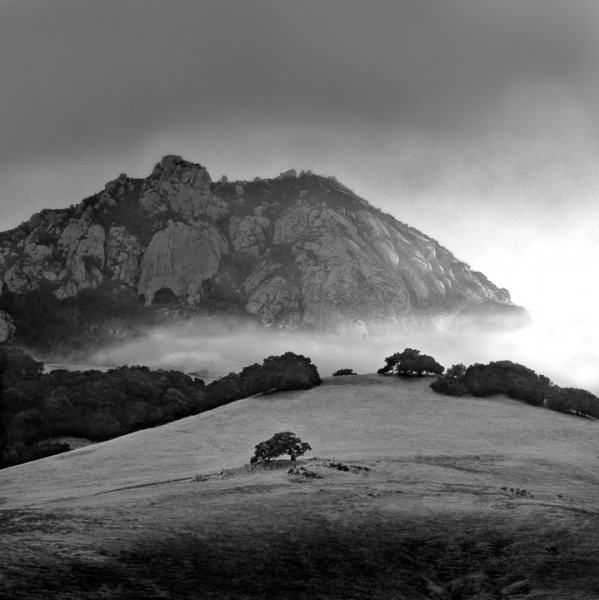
82,314,598,395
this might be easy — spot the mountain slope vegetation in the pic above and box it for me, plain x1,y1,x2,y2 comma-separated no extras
0,347,320,468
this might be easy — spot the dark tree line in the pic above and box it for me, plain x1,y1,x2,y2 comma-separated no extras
206,352,321,403
378,348,599,420
0,347,321,469
431,359,599,419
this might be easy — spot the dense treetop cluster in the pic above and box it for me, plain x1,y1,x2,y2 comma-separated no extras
431,358,599,419
0,347,320,469
378,348,599,420
378,348,444,377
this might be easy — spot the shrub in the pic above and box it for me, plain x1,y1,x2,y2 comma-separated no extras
430,376,467,396
429,359,580,414
430,360,549,405
206,352,321,402
200,278,247,315
546,387,599,419
333,368,356,376
462,361,546,405
446,363,467,379
218,252,257,288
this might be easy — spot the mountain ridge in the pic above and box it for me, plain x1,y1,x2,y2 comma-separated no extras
0,155,523,349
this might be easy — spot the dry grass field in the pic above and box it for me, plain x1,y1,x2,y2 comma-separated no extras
1,374,599,599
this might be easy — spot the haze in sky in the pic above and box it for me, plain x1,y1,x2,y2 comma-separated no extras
1,0,598,389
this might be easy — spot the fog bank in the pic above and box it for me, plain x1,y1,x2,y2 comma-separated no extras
87,316,599,396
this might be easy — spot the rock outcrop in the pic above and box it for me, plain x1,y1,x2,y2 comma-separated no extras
55,220,106,298
0,310,16,342
139,155,229,221
0,155,522,342
138,220,228,305
105,226,143,286
228,215,270,257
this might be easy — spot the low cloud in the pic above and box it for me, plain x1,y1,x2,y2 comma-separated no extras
86,315,599,396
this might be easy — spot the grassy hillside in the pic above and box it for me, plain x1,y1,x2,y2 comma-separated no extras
1,375,599,598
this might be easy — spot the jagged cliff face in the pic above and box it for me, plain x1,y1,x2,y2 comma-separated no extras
0,156,514,337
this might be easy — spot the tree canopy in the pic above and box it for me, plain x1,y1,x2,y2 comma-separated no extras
250,432,312,464
430,359,599,419
378,348,444,377
333,368,356,376
0,348,322,469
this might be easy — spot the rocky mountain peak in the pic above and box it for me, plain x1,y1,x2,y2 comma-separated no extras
140,155,227,221
0,156,523,350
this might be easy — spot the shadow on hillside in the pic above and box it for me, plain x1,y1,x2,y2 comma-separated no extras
2,507,598,599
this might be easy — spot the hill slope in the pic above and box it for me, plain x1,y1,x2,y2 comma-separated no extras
1,376,598,598
0,156,523,352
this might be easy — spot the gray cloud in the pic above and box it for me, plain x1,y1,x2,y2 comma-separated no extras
1,0,598,165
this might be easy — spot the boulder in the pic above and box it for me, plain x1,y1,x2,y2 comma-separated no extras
140,155,229,221
4,265,40,293
228,215,270,256
43,211,57,226
0,310,16,342
55,280,78,300
26,244,53,263
138,220,229,304
29,213,41,228
55,220,106,295
278,169,297,178
42,271,57,282
497,287,511,303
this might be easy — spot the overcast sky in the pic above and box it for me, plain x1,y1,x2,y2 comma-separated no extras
1,0,598,386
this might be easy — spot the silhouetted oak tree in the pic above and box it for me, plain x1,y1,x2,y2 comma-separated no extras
378,348,444,377
250,432,312,464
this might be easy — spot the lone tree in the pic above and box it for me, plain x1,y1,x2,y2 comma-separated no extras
333,368,356,376
445,363,467,379
250,432,312,464
378,348,444,377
